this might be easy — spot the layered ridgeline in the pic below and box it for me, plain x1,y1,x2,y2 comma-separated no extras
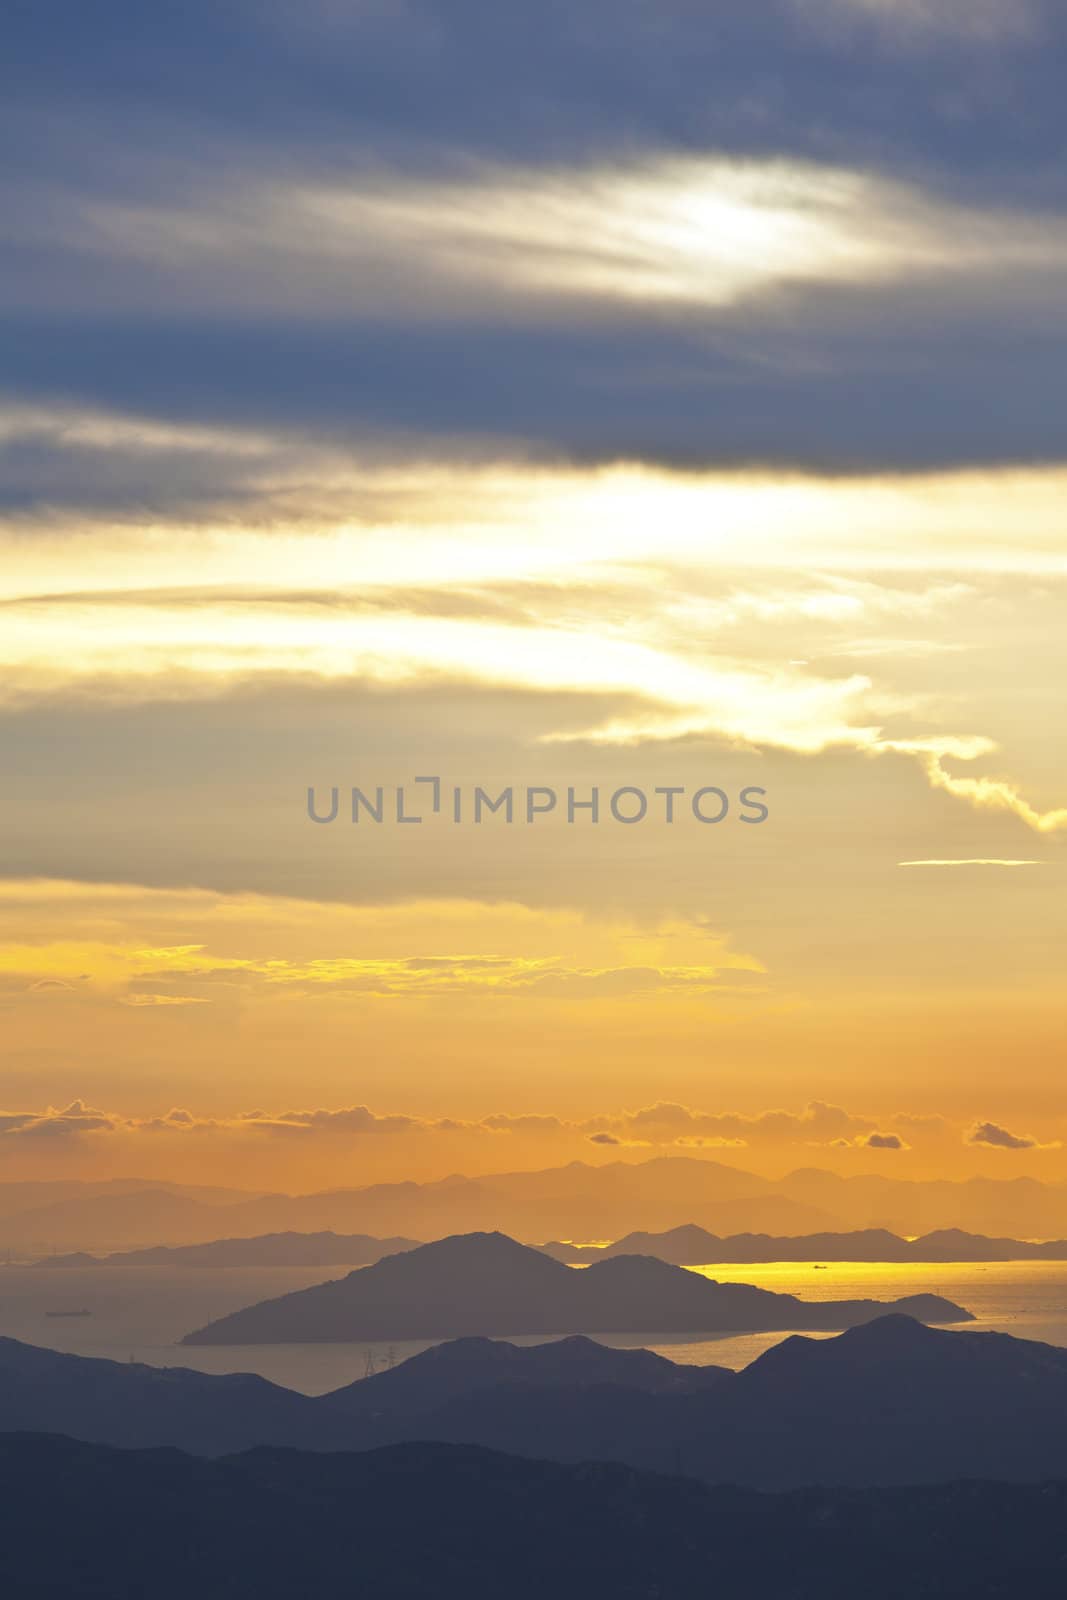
182,1231,969,1345
37,1231,422,1270
0,1329,722,1456
10,1317,1067,1487
9,1157,1067,1251
541,1224,1067,1265
9,1435,1067,1600
333,1316,1067,1489
35,1223,1067,1270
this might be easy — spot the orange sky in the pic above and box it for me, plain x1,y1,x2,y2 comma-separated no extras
4,193,1067,1191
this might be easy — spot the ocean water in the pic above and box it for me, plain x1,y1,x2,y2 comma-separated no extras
4,1259,1067,1395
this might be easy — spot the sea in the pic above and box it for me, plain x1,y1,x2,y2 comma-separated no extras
4,1259,1067,1395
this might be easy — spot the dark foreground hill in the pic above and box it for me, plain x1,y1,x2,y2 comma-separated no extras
14,1315,1067,1486
324,1330,730,1418
0,1336,344,1455
323,1314,1067,1489
0,1330,722,1455
4,1433,1067,1600
182,1230,970,1344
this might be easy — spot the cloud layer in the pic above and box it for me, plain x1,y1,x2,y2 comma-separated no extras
2,3,1066,1173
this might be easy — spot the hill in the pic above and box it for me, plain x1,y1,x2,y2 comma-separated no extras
181,1230,970,1344
35,1230,421,1269
5,1433,1067,1597
13,1316,1067,1487
0,1336,337,1455
325,1332,730,1418
676,1313,1067,1488
542,1223,1067,1265
319,1315,1067,1489
0,1328,726,1455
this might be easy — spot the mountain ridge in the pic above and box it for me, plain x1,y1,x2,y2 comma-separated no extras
181,1229,970,1345
10,1314,1067,1486
7,1156,1067,1253
10,1431,1067,1597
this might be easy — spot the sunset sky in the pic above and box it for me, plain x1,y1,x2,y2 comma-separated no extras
2,0,1066,1189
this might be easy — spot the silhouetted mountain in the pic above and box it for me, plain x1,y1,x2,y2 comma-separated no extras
12,1315,1067,1488
6,1433,1067,1598
0,1331,720,1456
777,1166,1067,1239
0,1158,811,1250
0,1336,339,1455
0,1187,252,1253
674,1313,1067,1488
326,1333,730,1418
182,1230,970,1344
909,1227,1067,1261
0,1178,262,1223
9,1158,1067,1251
36,1230,422,1269
542,1223,1067,1264
0,1329,725,1456
334,1316,1067,1489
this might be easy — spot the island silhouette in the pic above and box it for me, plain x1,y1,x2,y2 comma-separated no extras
180,1231,970,1345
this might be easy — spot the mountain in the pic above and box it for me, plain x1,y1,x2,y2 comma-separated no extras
9,1158,1067,1253
0,1328,726,1456
0,1187,254,1253
0,1336,337,1455
325,1332,731,1418
910,1227,1067,1262
11,1315,1067,1489
0,1178,263,1223
676,1314,1067,1489
313,1316,1067,1489
321,1316,1067,1490
542,1223,1067,1265
38,1218,1067,1274
35,1230,422,1269
181,1230,971,1344
0,1159,806,1251
6,1433,1067,1598
777,1167,1067,1238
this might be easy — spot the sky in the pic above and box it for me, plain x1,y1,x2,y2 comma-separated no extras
2,0,1066,1190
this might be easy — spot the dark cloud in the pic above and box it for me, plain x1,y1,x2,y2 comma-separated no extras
5,1,1064,188
967,1120,1037,1150
4,313,1067,487
863,1131,906,1150
0,1100,116,1140
4,5,1067,478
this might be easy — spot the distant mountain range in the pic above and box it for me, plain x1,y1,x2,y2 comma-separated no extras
181,1231,970,1345
35,1231,422,1269
542,1222,1067,1264
28,1219,1067,1271
0,1330,727,1455
9,1433,1067,1599
7,1156,1067,1253
12,1313,1067,1488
